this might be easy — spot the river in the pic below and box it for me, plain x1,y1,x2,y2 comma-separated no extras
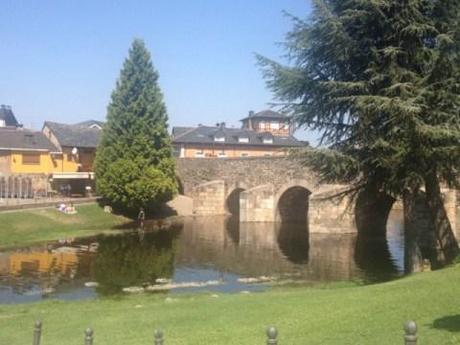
0,210,405,304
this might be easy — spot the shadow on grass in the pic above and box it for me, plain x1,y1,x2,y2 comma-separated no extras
432,315,460,332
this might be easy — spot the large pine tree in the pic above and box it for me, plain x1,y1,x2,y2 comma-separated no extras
95,39,177,214
258,0,460,266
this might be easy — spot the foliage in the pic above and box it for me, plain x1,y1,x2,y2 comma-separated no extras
95,39,177,214
258,0,460,197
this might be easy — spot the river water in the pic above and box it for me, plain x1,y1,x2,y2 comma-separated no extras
0,210,405,304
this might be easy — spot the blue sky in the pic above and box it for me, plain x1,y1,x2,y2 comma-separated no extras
1,1,316,142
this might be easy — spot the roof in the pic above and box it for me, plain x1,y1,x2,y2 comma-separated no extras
0,105,19,127
0,128,58,152
172,125,304,147
240,110,288,122
172,127,195,138
76,120,104,129
44,121,102,148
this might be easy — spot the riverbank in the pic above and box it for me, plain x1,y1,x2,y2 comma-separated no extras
0,203,131,248
0,264,459,344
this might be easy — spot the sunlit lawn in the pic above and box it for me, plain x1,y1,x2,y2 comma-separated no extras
1,265,460,344
0,204,131,248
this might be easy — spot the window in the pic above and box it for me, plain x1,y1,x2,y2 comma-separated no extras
263,138,273,144
259,122,267,130
0,119,5,127
270,121,280,130
238,137,249,143
22,154,41,165
195,150,205,158
214,136,225,142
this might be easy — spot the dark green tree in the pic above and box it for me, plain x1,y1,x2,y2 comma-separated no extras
258,0,460,266
95,39,177,214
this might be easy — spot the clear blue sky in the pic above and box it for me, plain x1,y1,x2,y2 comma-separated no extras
1,1,316,142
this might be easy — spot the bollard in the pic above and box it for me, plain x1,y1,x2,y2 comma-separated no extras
32,320,42,345
85,328,94,345
404,321,417,345
266,326,278,345
154,329,164,345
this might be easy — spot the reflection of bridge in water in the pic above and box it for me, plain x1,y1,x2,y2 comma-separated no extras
0,213,406,303
176,216,403,283
176,157,458,273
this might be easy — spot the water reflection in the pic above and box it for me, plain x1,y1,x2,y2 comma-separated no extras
93,226,182,295
0,212,406,304
354,210,403,282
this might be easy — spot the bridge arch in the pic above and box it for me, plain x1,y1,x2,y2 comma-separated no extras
225,184,247,217
275,180,314,224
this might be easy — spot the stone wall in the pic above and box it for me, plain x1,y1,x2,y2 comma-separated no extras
240,185,275,222
192,180,226,216
176,157,320,194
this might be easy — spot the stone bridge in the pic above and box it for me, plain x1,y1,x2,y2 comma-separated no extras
175,157,458,236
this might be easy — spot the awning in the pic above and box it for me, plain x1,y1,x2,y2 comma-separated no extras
51,172,95,180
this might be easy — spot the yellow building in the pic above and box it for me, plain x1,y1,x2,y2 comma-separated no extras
0,106,102,197
42,120,102,195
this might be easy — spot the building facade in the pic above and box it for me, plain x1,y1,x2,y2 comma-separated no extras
42,120,103,195
172,110,304,158
0,106,102,198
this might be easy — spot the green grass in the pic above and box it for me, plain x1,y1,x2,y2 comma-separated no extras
1,265,460,344
0,204,131,248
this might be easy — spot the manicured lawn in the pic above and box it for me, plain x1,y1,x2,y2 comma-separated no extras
0,265,459,344
0,204,132,248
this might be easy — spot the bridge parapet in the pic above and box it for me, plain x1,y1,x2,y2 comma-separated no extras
176,157,319,194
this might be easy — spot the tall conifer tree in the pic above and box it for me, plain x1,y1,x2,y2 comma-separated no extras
259,0,460,266
95,39,176,213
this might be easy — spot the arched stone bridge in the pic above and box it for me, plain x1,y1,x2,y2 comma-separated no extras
176,157,458,236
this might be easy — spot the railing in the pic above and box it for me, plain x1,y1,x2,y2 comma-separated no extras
31,320,419,344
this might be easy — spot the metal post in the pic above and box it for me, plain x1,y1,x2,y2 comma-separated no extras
85,328,94,345
154,329,164,345
266,326,278,345
32,320,42,345
404,321,417,345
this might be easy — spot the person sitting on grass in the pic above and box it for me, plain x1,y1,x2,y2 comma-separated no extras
65,202,77,215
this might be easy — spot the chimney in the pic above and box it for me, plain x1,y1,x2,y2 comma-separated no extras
220,122,226,129
248,110,255,117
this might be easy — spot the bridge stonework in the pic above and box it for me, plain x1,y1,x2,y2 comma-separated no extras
176,157,357,233
175,157,458,237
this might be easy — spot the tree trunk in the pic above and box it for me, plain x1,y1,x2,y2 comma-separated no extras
355,183,395,237
402,190,424,273
424,170,459,266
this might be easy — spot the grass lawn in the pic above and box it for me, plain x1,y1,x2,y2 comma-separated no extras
0,203,132,248
0,265,459,344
